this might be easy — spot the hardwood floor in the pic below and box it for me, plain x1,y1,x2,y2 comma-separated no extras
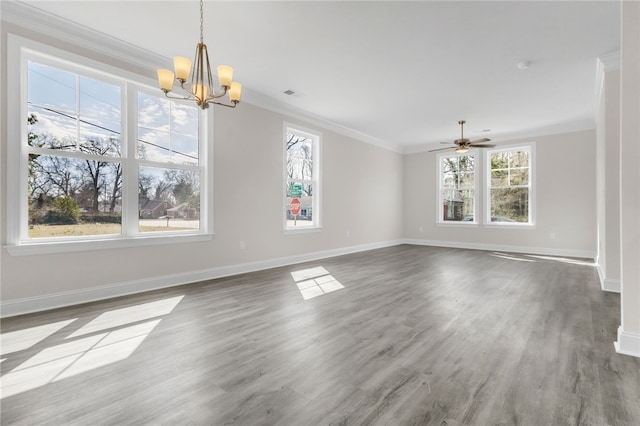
1,245,639,425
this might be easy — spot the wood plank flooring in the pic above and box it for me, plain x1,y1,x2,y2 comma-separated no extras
1,245,639,425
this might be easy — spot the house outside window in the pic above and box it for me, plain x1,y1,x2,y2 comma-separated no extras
7,35,210,254
284,123,321,230
438,153,477,223
486,145,534,225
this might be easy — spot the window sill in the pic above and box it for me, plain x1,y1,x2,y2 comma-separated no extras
436,222,480,228
483,222,535,229
5,233,214,256
284,226,323,235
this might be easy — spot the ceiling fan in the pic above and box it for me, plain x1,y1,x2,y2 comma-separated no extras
429,120,496,153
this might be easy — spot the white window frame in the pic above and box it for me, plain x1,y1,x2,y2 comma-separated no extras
5,34,214,256
283,122,322,233
484,143,536,227
436,151,479,226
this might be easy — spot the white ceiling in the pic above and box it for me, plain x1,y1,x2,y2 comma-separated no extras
14,1,621,152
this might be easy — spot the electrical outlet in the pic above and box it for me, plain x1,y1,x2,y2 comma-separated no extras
419,226,424,233
239,241,246,250
346,231,350,238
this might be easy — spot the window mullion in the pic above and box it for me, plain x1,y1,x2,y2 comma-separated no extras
122,83,138,237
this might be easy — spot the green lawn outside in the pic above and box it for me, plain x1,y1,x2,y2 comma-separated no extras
28,223,194,238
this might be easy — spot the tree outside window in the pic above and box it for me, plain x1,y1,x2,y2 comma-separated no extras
439,154,476,222
487,147,531,223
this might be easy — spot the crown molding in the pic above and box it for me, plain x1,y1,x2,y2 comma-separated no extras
1,0,167,73
599,51,621,71
595,51,621,115
241,88,403,153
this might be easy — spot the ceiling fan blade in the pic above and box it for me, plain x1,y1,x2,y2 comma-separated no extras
468,143,496,148
469,137,491,144
428,146,456,152
440,141,454,145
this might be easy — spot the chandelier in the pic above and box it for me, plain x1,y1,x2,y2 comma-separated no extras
157,0,241,109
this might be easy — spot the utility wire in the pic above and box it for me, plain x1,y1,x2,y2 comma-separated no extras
29,102,198,161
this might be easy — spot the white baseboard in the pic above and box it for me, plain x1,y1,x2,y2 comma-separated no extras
404,238,596,260
0,239,403,318
614,327,640,358
596,264,621,293
602,278,621,293
0,238,600,318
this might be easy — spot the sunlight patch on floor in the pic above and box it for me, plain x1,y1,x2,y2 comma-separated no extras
1,320,160,399
291,266,344,300
66,295,184,338
0,295,184,399
0,319,77,356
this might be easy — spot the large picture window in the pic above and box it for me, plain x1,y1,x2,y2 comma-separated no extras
438,153,476,223
486,145,533,224
7,36,209,253
284,124,321,230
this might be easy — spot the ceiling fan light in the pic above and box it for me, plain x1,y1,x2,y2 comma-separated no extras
455,146,469,154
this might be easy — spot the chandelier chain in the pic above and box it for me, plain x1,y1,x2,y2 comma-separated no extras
199,0,204,44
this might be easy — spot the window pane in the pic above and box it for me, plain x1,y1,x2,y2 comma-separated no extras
138,93,170,130
28,61,76,115
459,172,474,189
138,128,171,162
509,168,529,186
138,166,200,232
458,156,474,172
441,189,474,221
490,188,529,222
287,134,313,181
171,103,199,138
286,182,313,228
441,157,457,174
79,121,121,157
28,155,122,238
490,152,509,170
509,150,529,168
442,171,456,189
79,75,121,123
171,134,199,166
28,105,77,151
491,169,508,187
138,94,199,165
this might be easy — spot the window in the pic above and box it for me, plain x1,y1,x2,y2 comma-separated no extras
486,145,534,225
438,153,477,223
27,61,125,238
284,124,321,230
7,36,210,254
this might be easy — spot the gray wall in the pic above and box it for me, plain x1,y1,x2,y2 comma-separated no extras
403,130,597,257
